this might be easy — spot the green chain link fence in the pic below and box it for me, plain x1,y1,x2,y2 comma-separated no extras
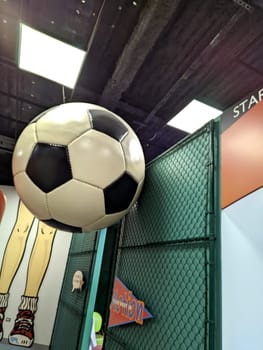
104,121,221,350
50,231,98,350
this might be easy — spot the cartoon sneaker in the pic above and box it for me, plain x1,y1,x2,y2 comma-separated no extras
8,309,34,347
0,307,6,341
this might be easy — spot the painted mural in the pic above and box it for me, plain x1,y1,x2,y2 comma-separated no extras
0,193,58,348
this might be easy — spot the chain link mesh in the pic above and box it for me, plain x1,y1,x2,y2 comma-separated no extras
50,231,97,350
120,128,211,247
104,123,219,350
106,243,209,350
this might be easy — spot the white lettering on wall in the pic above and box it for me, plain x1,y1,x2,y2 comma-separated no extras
232,89,263,118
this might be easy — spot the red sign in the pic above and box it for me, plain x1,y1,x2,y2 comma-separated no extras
108,277,153,327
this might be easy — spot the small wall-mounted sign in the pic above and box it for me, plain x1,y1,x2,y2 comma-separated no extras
72,270,84,292
108,277,153,327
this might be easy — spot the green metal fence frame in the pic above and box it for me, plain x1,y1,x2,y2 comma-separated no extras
80,228,107,350
209,119,222,350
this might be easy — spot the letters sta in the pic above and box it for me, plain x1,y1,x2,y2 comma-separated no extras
233,88,263,118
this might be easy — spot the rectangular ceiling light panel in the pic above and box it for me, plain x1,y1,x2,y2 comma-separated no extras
19,23,86,89
167,99,222,133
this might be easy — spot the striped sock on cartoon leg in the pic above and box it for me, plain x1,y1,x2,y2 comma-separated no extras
0,293,9,341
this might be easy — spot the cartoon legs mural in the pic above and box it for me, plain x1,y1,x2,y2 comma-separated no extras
0,200,57,347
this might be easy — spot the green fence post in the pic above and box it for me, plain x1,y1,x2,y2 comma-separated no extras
80,227,107,350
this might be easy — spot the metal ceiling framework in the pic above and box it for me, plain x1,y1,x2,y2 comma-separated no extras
0,0,263,185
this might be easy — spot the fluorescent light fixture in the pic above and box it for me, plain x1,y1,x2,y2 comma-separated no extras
167,99,222,133
18,23,86,89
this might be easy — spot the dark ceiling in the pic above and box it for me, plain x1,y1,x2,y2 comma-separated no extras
0,0,263,185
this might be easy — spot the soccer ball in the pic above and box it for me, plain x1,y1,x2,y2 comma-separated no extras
12,102,145,232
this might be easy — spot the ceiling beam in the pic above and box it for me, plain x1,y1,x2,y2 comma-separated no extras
69,85,148,122
99,0,183,111
145,6,248,124
232,0,254,12
0,89,47,110
0,134,15,151
117,101,147,121
0,113,26,126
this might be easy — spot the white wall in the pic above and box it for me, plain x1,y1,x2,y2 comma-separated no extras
0,186,72,346
222,187,263,350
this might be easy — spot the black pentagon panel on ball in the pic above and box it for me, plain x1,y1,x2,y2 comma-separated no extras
26,143,72,193
42,219,82,233
104,172,138,214
90,109,128,142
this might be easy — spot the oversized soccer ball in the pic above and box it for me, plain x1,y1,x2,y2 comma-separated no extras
12,102,145,232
